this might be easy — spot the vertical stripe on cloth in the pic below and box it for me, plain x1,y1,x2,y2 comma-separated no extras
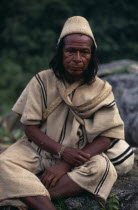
59,110,69,144
94,154,110,195
35,74,47,108
78,125,85,148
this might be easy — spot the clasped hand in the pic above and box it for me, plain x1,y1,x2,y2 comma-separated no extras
41,161,70,189
41,147,90,189
62,147,90,167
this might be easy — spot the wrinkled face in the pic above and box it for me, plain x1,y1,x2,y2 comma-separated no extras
63,34,92,81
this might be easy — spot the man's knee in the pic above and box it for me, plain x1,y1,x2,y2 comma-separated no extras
68,154,117,184
93,154,117,182
114,153,135,175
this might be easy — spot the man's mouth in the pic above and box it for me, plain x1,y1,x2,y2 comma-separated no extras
71,67,82,71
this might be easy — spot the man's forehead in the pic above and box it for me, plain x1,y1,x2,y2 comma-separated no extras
64,34,92,47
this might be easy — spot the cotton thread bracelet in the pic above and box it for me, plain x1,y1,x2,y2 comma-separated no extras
58,145,66,158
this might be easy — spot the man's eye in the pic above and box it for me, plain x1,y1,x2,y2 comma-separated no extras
68,49,75,53
81,50,89,54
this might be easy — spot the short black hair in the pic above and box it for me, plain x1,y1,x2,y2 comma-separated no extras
49,36,98,84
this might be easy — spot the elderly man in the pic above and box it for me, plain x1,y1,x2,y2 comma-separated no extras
0,16,134,210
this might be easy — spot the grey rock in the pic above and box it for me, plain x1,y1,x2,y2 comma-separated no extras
128,63,138,74
103,74,138,146
64,193,101,210
98,59,136,73
112,149,138,210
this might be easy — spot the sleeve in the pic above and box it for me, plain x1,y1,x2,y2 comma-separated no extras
94,104,125,140
85,103,125,142
99,104,125,140
12,76,44,125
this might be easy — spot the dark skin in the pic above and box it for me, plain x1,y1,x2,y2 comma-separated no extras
20,34,111,210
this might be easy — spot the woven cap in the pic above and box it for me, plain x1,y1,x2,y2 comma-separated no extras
58,16,97,48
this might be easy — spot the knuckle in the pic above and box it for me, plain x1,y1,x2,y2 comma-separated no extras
47,178,51,183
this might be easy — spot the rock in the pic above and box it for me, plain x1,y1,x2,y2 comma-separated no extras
64,193,101,210
103,74,138,146
128,63,138,74
98,59,136,75
98,59,138,146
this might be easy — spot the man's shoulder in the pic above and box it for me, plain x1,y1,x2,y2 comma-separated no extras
94,76,112,88
36,69,54,78
34,69,56,83
82,76,112,97
95,76,106,84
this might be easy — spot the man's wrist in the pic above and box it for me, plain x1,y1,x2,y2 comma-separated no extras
57,145,66,158
61,160,72,170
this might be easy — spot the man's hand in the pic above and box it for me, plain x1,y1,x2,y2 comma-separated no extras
41,161,71,189
62,147,90,167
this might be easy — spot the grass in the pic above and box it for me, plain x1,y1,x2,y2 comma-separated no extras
100,193,120,210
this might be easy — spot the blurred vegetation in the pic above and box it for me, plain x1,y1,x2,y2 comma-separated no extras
0,0,138,113
0,127,24,144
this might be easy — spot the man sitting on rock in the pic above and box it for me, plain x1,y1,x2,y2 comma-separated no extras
0,16,134,210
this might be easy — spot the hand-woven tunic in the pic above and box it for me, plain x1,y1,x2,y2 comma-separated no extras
0,69,134,208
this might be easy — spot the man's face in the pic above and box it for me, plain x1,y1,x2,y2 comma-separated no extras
63,34,92,80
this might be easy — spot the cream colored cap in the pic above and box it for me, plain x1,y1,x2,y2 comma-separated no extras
58,16,97,48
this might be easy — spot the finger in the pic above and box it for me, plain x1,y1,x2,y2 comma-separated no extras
41,174,48,185
76,155,89,163
74,160,83,167
49,177,58,189
78,151,91,159
46,175,55,189
43,174,55,189
41,172,47,183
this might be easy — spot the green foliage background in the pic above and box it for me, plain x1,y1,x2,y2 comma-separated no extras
0,0,138,113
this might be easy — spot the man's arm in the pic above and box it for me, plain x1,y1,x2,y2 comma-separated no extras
25,125,62,155
25,125,111,166
25,125,111,189
24,125,90,166
62,136,111,166
83,136,111,156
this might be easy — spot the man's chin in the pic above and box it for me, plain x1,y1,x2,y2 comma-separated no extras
64,70,84,82
67,69,84,76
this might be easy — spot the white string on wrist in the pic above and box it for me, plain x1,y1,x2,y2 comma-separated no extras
58,145,66,158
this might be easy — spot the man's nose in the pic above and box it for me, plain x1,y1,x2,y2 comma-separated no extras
73,51,82,63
